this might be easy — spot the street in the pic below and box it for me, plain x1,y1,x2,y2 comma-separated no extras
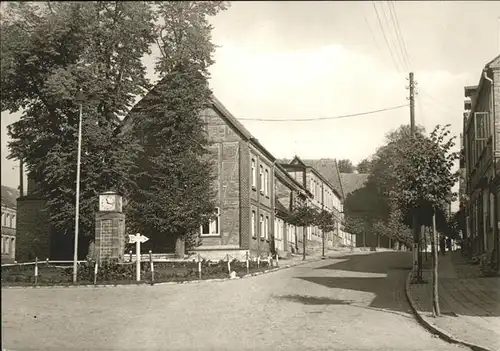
1,251,469,351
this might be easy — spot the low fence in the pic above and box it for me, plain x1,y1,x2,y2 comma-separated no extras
1,251,280,287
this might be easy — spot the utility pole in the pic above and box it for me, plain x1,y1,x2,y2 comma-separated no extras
408,72,420,281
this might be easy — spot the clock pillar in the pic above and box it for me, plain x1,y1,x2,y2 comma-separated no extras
94,191,125,264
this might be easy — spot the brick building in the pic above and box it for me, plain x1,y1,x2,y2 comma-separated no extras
123,91,323,260
462,54,500,268
1,185,19,262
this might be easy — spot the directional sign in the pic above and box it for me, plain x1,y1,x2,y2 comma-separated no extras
128,233,149,282
129,233,149,244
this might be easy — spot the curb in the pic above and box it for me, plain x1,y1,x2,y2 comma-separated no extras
404,271,494,351
1,254,332,290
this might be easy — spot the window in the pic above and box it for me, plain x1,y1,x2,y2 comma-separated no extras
474,112,489,141
12,215,15,229
264,169,269,196
265,216,269,239
310,179,314,198
260,214,264,238
200,208,220,236
251,159,256,188
274,220,278,240
260,165,264,193
9,215,13,228
252,211,256,237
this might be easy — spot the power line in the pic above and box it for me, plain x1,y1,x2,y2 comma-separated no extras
372,1,402,72
386,1,410,71
389,1,412,69
379,1,407,71
238,104,409,122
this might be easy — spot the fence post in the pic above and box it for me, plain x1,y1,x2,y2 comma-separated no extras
34,257,39,286
129,250,133,263
198,253,201,280
268,255,271,267
257,256,260,269
149,250,154,284
246,251,249,275
276,252,279,267
46,258,49,265
93,261,98,285
227,254,231,274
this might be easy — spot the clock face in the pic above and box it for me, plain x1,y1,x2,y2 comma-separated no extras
99,195,116,211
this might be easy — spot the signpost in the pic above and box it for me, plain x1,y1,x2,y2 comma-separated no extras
128,233,149,282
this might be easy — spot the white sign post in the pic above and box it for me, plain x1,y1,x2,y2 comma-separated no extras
128,233,149,282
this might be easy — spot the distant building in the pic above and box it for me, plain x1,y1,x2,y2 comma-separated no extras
279,157,347,248
462,54,500,266
2,185,19,262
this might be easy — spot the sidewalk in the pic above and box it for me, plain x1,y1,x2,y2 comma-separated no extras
406,251,500,351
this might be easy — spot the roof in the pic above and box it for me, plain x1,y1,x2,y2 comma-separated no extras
275,197,289,215
340,173,369,196
121,76,277,162
290,157,345,199
1,185,19,209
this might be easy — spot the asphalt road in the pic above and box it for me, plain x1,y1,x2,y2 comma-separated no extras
1,251,469,351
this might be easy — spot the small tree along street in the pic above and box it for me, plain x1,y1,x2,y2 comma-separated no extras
316,209,338,257
287,204,319,261
391,124,459,316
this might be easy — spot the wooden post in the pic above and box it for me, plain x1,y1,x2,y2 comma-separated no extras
267,254,271,267
129,250,133,263
149,250,154,284
197,253,201,279
276,252,279,267
227,254,231,273
246,251,249,275
93,261,98,285
34,257,38,286
257,256,260,269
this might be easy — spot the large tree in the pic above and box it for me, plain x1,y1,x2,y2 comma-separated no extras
126,1,229,257
2,2,155,258
337,159,355,173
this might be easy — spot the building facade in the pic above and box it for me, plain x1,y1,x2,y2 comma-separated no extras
462,54,500,268
280,157,345,249
2,185,19,262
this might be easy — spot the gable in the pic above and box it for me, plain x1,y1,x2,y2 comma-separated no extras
301,159,344,199
1,185,19,209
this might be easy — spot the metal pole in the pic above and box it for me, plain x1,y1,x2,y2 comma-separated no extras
72,101,83,284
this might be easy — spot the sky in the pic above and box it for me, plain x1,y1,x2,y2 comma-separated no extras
2,1,500,212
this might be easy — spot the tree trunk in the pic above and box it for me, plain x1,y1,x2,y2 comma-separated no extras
322,230,325,258
363,232,366,248
175,236,185,259
424,227,429,262
432,208,440,316
412,213,419,277
377,234,380,248
419,224,425,280
303,226,307,261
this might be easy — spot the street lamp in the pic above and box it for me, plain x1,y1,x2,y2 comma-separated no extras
72,89,85,284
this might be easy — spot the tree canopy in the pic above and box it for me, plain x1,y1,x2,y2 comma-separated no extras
337,159,355,173
1,1,229,258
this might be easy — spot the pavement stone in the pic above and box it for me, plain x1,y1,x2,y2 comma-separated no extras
406,251,500,351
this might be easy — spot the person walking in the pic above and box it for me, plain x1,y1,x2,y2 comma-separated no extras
439,235,446,256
